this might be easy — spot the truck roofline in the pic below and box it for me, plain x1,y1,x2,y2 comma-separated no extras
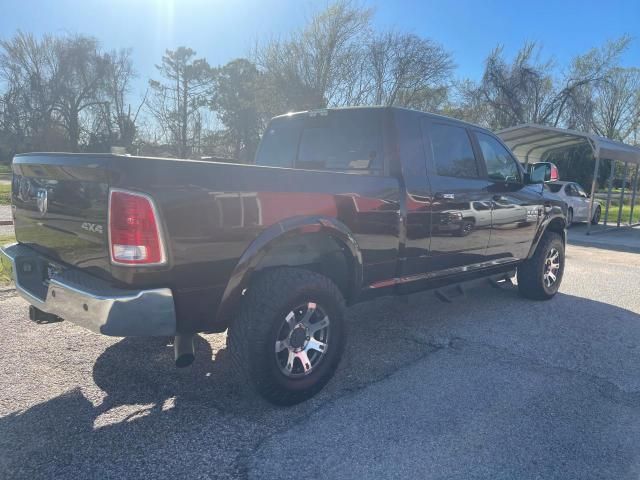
270,105,494,135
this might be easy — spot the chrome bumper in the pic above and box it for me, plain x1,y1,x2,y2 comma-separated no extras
0,243,176,336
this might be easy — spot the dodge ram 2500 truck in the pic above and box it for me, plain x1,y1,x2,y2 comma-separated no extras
1,107,567,405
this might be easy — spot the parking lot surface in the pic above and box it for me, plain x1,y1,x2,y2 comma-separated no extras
0,244,639,479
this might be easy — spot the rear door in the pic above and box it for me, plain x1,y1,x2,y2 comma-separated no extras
421,118,493,272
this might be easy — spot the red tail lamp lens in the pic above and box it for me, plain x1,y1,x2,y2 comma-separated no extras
109,190,165,265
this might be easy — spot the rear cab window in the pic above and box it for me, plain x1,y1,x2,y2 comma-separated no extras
255,120,300,168
545,183,563,194
255,110,383,174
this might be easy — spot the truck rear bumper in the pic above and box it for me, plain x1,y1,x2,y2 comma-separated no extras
1,243,176,336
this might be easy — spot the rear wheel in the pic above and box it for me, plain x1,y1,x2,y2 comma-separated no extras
227,267,346,406
517,231,565,300
591,206,601,225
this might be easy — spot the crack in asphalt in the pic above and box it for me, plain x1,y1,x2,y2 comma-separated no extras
236,337,454,478
456,337,640,409
243,333,640,478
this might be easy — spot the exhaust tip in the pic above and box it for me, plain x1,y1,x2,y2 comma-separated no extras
175,353,195,368
173,334,196,368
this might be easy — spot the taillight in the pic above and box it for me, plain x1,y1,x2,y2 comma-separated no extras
108,189,166,265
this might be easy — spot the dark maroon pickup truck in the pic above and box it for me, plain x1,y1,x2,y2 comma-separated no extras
1,107,567,405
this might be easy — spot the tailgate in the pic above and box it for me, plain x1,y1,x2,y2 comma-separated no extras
11,154,111,275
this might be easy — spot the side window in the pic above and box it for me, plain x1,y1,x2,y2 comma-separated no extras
472,201,491,211
426,122,479,178
476,132,521,183
565,184,576,196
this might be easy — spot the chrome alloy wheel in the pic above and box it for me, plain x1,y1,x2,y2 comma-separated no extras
275,302,330,378
543,247,561,288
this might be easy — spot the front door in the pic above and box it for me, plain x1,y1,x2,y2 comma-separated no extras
572,183,591,221
472,130,544,261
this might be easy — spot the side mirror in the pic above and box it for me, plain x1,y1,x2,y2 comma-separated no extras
527,162,559,184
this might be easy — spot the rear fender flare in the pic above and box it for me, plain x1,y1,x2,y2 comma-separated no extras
215,216,363,326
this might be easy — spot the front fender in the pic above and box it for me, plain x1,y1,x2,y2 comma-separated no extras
527,204,567,258
214,216,363,328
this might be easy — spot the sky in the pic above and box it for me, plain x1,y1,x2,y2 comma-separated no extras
1,0,639,99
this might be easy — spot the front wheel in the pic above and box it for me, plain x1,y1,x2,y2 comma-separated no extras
566,208,573,227
227,267,346,406
517,231,565,300
591,206,601,225
455,220,474,237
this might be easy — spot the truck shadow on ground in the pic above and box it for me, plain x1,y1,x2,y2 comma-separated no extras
1,284,640,478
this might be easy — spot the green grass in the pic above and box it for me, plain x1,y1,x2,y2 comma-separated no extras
0,184,10,205
0,164,10,174
601,203,640,225
594,192,638,205
0,232,16,286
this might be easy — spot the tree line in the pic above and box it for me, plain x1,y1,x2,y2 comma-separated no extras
1,1,638,166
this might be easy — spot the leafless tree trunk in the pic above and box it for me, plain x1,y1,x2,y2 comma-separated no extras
459,37,630,130
255,0,373,114
591,68,640,141
365,31,453,108
147,47,213,158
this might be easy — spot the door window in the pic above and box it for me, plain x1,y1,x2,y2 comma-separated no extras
575,184,588,198
472,201,491,211
426,122,479,178
476,132,521,183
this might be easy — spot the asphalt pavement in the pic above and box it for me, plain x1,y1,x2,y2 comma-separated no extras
0,205,13,237
0,205,11,223
0,244,639,479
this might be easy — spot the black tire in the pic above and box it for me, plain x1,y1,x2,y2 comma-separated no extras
591,206,601,225
227,267,346,406
455,220,474,237
517,231,565,300
566,208,573,227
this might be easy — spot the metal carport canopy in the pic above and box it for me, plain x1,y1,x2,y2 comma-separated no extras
497,124,640,234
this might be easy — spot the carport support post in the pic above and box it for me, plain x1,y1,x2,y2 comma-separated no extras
616,162,628,227
603,161,615,226
629,165,639,224
587,145,601,235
